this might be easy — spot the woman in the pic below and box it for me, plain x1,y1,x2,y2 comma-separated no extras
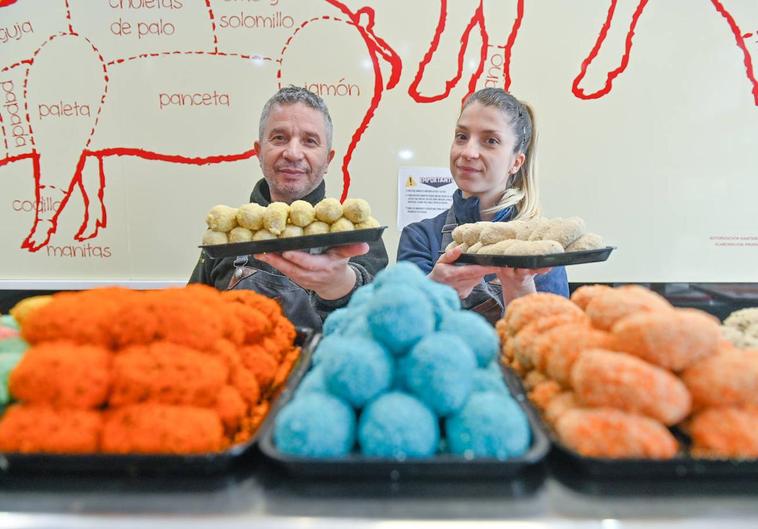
397,88,568,323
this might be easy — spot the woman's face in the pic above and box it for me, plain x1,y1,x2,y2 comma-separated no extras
449,102,525,202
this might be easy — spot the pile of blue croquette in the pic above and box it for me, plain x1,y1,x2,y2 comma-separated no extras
273,262,531,460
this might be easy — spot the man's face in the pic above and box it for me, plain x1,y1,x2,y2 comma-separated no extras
254,102,335,203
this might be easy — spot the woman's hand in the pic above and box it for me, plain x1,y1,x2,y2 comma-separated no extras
428,245,494,299
495,267,552,304
254,242,368,300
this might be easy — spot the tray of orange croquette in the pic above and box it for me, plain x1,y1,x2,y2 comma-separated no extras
201,226,387,259
454,247,615,269
0,329,317,476
499,366,758,480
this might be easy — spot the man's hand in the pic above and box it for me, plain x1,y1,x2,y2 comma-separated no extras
495,266,551,304
255,242,369,300
428,245,495,299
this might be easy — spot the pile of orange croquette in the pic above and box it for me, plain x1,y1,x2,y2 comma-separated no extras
500,286,758,460
0,285,299,454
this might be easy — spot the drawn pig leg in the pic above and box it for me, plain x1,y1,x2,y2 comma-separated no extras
480,0,524,91
278,16,378,200
408,0,486,103
709,0,758,105
22,34,107,251
572,0,650,100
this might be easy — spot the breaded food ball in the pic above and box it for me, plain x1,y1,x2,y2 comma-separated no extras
228,227,254,243
498,240,564,256
690,406,758,458
9,295,53,326
570,349,692,425
367,284,435,354
537,325,613,386
541,216,586,248
544,391,580,425
330,217,355,233
478,239,519,255
438,311,499,367
321,336,393,408
566,233,604,252
304,221,330,235
0,404,102,454
102,404,224,454
585,285,672,331
355,217,380,230
236,203,266,230
202,230,228,245
464,222,493,246
274,392,356,457
342,198,371,223
281,225,304,238
315,198,343,223
289,200,315,227
358,392,439,458
612,308,721,371
555,408,678,459
682,348,758,409
503,292,586,338
513,315,590,371
252,229,277,241
9,341,111,409
479,223,519,245
446,392,530,459
466,242,483,254
570,284,613,311
263,202,289,235
206,205,238,232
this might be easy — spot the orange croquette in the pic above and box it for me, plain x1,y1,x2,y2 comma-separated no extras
528,379,563,411
612,308,721,372
584,285,672,332
690,406,758,458
523,370,549,391
230,364,261,406
0,404,102,453
21,288,138,347
555,408,678,459
102,403,224,454
544,391,580,425
569,284,613,311
536,325,614,386
570,349,692,426
215,385,248,434
9,341,111,409
110,342,229,407
512,313,590,371
502,292,586,338
239,344,278,390
682,348,758,409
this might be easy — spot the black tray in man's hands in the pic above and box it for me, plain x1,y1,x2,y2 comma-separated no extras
454,246,614,269
201,227,387,259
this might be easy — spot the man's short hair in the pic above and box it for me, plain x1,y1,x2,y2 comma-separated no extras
258,86,333,150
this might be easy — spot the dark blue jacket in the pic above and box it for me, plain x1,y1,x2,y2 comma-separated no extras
397,190,569,299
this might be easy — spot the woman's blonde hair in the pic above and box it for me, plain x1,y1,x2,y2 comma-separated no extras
460,88,540,219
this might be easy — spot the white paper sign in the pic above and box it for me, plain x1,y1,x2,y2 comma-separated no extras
396,166,456,230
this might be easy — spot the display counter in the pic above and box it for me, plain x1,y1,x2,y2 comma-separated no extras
2,457,758,529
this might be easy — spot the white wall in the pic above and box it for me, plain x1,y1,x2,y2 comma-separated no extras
1,0,757,287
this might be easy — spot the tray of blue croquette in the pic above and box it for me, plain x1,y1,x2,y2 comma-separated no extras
201,226,387,259
453,246,615,269
0,329,318,477
258,363,549,480
498,364,758,480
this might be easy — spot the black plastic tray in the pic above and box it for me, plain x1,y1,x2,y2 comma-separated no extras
201,227,387,259
259,364,549,480
500,366,758,479
454,246,614,269
0,329,318,476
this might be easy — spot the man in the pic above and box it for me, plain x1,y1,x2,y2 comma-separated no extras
189,86,388,329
